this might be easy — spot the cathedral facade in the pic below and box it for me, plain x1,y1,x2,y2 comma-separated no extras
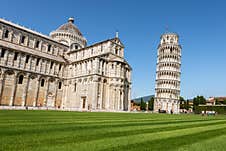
0,17,132,111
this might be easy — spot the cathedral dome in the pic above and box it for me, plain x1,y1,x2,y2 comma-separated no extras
56,18,83,36
50,17,87,49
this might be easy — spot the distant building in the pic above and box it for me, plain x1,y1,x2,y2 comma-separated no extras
206,97,226,105
154,33,182,114
130,100,141,111
188,99,193,106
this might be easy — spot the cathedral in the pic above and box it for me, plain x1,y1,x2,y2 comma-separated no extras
0,17,132,111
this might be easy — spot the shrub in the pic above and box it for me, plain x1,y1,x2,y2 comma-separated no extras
195,105,226,114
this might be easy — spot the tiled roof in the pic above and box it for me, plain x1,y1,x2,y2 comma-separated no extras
56,22,83,36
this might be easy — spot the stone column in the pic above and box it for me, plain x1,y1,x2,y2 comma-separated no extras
11,52,16,67
119,64,121,77
21,54,26,69
21,74,30,106
39,41,43,51
61,80,69,109
127,86,131,112
117,87,120,110
103,61,106,75
9,52,14,67
34,58,38,72
0,69,5,104
99,81,103,110
44,78,50,107
31,57,35,71
117,64,120,77
95,58,99,74
52,62,55,75
55,47,58,56
0,48,2,65
54,79,59,107
81,63,84,75
10,71,18,106
121,89,124,111
114,88,117,110
26,56,31,70
115,87,118,110
55,64,59,76
17,53,21,68
112,87,115,110
105,83,110,110
100,60,103,75
45,60,49,74
114,62,117,76
17,33,22,44
108,85,112,110
92,77,98,110
41,59,45,73
34,75,41,106
9,31,13,42
4,49,9,66
0,29,3,39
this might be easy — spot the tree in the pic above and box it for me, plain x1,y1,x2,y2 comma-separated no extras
193,96,206,106
193,96,206,112
148,97,154,111
185,99,190,110
223,100,226,105
140,98,146,110
179,96,186,109
215,99,221,105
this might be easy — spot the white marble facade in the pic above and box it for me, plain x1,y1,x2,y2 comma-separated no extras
154,33,181,114
0,17,132,111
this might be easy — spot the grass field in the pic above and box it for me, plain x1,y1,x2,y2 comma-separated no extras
0,110,226,151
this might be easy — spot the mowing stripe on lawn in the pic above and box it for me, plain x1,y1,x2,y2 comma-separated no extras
11,119,225,148
56,123,226,151
0,118,221,136
0,110,226,151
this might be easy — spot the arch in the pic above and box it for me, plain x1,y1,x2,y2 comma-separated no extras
170,47,173,53
40,79,45,87
59,39,69,45
14,73,28,106
37,77,47,107
4,29,9,38
26,74,38,106
5,70,14,75
49,77,55,83
1,70,15,105
29,74,37,79
70,43,81,50
18,75,24,84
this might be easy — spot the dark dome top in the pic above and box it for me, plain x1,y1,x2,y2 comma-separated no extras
56,18,83,36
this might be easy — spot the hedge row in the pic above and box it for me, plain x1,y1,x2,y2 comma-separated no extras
194,105,226,114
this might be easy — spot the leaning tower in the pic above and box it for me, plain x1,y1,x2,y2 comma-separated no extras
154,33,181,114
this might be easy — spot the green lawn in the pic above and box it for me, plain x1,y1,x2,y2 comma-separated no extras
0,110,226,151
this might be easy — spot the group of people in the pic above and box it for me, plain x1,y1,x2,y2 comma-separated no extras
201,110,217,116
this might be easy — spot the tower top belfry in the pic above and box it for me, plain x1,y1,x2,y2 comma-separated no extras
160,33,179,45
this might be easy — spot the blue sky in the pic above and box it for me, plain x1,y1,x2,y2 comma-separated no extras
1,0,226,99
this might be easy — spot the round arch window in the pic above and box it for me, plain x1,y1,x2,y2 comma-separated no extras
70,43,81,50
